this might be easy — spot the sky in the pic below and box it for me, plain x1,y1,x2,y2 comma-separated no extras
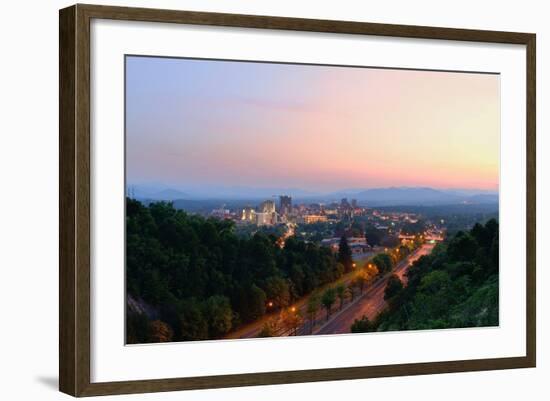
126,56,500,194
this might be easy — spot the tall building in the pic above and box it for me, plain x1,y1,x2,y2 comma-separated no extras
351,199,358,208
260,200,276,214
279,195,292,216
340,198,351,209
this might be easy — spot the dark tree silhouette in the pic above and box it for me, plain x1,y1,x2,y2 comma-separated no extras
338,235,353,273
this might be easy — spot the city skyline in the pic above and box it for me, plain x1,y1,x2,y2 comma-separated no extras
126,56,500,193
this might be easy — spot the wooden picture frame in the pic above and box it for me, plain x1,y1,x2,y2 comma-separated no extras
59,3,536,397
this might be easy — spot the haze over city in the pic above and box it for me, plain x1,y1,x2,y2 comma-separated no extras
126,56,500,195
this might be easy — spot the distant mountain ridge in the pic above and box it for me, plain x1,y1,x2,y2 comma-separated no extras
358,187,497,206
351,187,464,205
129,184,498,206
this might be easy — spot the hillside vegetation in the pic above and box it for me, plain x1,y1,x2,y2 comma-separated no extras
357,219,499,332
126,199,345,343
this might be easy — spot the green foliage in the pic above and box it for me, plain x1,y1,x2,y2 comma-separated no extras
372,253,394,274
374,219,499,332
336,283,346,310
337,236,353,273
126,198,340,342
384,274,404,301
321,288,337,320
364,225,383,246
126,309,150,344
236,284,266,323
204,295,233,337
351,315,374,333
447,231,479,262
263,276,291,309
306,292,321,331
179,299,208,341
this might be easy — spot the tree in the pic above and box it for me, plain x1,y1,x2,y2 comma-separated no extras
280,308,303,335
347,284,356,302
237,284,267,322
126,198,346,342
344,286,354,304
204,295,233,338
258,318,279,337
447,232,479,262
373,220,500,332
336,283,346,310
364,225,382,246
380,234,399,248
306,293,321,333
351,315,373,333
126,310,149,344
263,276,291,309
148,320,174,343
337,236,353,273
400,220,426,236
332,262,345,281
179,299,208,341
365,262,379,279
384,274,404,301
354,264,377,295
373,253,393,274
321,288,337,321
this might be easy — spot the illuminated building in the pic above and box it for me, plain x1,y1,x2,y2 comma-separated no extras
256,211,277,226
303,214,328,224
279,195,292,216
260,200,276,214
241,206,255,222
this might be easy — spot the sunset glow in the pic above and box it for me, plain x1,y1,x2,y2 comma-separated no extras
126,56,500,193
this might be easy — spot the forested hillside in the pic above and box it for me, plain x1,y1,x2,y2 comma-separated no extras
126,199,344,343
363,219,499,331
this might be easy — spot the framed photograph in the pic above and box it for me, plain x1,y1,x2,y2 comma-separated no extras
59,4,536,397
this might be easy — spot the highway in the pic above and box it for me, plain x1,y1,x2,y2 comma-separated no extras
224,251,371,339
315,243,435,335
225,242,435,339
